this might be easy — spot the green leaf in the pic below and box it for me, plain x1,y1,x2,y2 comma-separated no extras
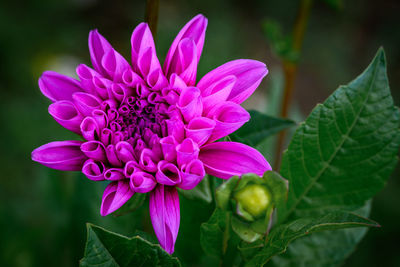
230,110,295,147
244,211,379,267
80,223,181,267
112,193,146,217
200,209,231,257
178,175,212,203
280,48,400,222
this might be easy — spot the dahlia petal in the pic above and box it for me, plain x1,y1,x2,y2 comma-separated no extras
130,171,157,193
48,100,83,134
101,49,131,82
124,160,140,177
76,64,101,95
80,141,107,162
101,128,113,146
147,69,169,91
32,140,87,171
122,68,144,88
185,117,216,146
202,75,236,113
82,159,106,181
149,185,180,254
39,71,83,102
167,38,197,85
92,76,112,99
110,83,128,102
72,92,102,117
131,23,161,78
178,159,205,190
199,142,271,179
176,138,199,167
139,148,158,172
100,180,134,216
104,168,125,181
105,144,123,167
197,59,268,104
80,117,100,141
115,141,136,163
177,87,203,123
156,160,182,186
89,29,113,77
166,119,184,143
207,102,250,142
169,73,187,93
92,109,108,129
160,136,177,162
164,14,207,75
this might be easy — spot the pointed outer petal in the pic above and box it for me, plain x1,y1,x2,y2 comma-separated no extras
166,119,185,143
177,87,203,123
197,59,268,104
201,75,236,113
39,71,83,102
72,92,101,117
130,23,161,77
101,48,131,82
184,117,216,146
130,171,157,193
92,109,108,129
89,29,113,77
92,76,112,99
82,159,106,181
115,141,137,163
176,138,199,167
101,128,113,146
198,142,271,179
160,136,177,162
164,14,207,75
100,180,134,216
80,141,107,162
32,140,87,171
76,64,99,94
122,68,144,88
167,38,197,85
147,69,168,91
138,148,158,173
105,144,123,167
178,159,205,190
169,73,187,93
149,185,180,254
80,117,100,141
104,168,125,181
124,160,140,177
48,100,83,134
156,160,182,186
206,102,250,143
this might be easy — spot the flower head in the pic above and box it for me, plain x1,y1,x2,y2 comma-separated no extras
32,14,271,254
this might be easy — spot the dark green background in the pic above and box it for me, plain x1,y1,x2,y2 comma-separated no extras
0,0,399,266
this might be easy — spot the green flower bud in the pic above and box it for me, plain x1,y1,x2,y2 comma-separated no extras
234,184,272,219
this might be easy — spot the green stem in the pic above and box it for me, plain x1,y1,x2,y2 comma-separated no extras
144,0,160,39
274,0,313,170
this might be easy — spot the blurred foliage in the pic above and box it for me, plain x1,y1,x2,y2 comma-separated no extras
0,0,399,266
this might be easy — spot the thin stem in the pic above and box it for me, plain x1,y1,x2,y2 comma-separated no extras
144,0,160,39
274,0,313,170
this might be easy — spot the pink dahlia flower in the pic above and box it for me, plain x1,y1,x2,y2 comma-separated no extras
32,14,271,254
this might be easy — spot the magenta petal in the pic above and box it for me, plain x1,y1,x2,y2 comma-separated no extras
82,159,106,181
32,140,87,171
80,117,100,141
115,141,136,163
104,168,125,181
139,148,158,172
166,119,184,143
72,92,102,117
207,102,250,142
202,75,236,113
48,100,83,134
185,117,216,146
80,141,107,162
156,160,182,186
197,59,268,104
122,68,144,88
105,144,123,167
199,142,271,179
149,185,180,254
167,38,197,85
160,136,177,162
178,159,205,190
176,138,199,167
147,68,169,91
89,29,113,77
169,73,187,93
39,71,83,102
177,87,203,123
101,49,131,82
130,171,156,193
100,180,134,216
124,160,140,177
164,14,207,75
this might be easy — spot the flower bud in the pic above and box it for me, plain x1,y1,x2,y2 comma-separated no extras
234,184,271,221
